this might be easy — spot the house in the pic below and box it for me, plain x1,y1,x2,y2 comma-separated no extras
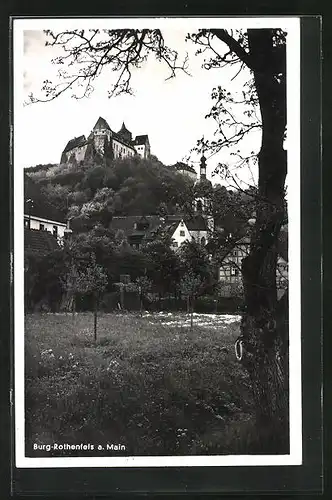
168,215,210,249
60,117,151,164
171,162,197,182
24,174,70,244
218,233,289,297
110,214,211,251
217,236,250,296
109,154,214,250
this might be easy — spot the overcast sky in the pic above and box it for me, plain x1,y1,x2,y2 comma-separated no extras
19,25,262,184
15,17,299,188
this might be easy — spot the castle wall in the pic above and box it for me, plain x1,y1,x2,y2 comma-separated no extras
134,143,150,159
112,138,135,159
65,143,89,163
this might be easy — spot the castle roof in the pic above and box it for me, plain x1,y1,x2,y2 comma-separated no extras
93,116,111,131
118,122,132,135
133,135,149,146
62,135,86,154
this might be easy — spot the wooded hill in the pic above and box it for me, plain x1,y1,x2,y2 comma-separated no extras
25,156,196,231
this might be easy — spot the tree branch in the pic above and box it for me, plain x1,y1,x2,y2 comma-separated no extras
210,29,254,70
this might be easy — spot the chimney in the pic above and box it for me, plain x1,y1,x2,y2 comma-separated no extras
64,219,72,239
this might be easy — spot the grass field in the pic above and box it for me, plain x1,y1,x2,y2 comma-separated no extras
25,312,258,457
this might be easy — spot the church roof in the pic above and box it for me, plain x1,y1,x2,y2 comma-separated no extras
93,116,111,131
133,135,149,145
194,177,212,193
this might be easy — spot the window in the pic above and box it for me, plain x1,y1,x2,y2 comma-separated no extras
173,241,178,247
53,225,58,238
201,236,206,246
24,219,30,229
231,268,239,276
180,230,185,236
137,222,149,231
39,223,44,231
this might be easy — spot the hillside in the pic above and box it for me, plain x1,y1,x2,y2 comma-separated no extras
25,156,195,231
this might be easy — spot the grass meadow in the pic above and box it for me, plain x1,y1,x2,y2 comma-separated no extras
25,312,259,457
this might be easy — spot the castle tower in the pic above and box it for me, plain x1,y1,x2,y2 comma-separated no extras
92,116,112,156
117,122,132,143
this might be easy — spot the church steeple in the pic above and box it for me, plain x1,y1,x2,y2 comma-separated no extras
199,138,207,180
200,154,207,180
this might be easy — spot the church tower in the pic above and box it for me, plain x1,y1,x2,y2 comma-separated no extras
194,153,214,232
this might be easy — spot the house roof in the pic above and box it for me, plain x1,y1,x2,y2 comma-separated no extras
133,135,149,146
62,135,87,154
24,174,66,224
173,162,196,174
93,116,111,131
185,215,209,231
110,215,160,234
110,214,211,245
25,228,60,256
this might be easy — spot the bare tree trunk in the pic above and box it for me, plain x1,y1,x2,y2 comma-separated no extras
139,290,143,317
240,30,289,452
72,294,76,318
94,293,98,343
120,284,124,310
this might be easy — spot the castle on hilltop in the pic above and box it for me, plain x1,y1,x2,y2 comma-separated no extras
60,117,151,164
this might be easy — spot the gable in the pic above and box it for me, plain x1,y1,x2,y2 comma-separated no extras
93,116,111,131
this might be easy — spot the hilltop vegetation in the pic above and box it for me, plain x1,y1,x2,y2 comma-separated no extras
25,156,195,231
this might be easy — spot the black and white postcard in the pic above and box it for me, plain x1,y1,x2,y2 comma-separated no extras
13,17,303,470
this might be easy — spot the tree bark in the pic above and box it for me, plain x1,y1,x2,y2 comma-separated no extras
239,30,289,452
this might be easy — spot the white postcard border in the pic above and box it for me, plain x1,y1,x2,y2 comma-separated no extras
13,16,302,468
